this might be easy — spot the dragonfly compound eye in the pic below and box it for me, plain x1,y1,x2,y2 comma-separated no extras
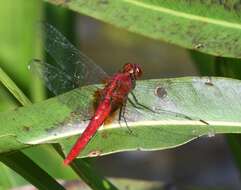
123,63,142,79
122,63,133,72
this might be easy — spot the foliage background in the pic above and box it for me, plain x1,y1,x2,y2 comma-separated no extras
0,0,241,189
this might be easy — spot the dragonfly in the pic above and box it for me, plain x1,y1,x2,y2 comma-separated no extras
30,23,148,165
30,23,209,165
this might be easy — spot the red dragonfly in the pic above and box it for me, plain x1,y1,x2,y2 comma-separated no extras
64,62,142,165
30,23,143,165
31,23,208,165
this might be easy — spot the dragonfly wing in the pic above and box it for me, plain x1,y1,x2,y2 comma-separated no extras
41,23,108,87
29,59,75,95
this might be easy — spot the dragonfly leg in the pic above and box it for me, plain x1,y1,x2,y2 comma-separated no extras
154,107,209,125
129,92,209,125
128,92,155,113
118,101,133,135
118,105,123,126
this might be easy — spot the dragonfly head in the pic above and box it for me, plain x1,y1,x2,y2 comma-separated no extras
122,63,142,79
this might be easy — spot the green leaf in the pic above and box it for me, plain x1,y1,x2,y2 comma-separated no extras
46,0,241,58
0,151,65,190
189,50,216,76
53,145,118,190
0,67,31,106
22,145,78,179
192,54,241,182
0,0,44,99
0,163,26,188
66,158,119,190
0,77,240,159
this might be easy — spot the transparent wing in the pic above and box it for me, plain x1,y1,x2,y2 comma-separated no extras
41,23,108,90
29,59,76,95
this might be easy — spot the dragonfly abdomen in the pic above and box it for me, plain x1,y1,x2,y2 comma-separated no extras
64,99,112,165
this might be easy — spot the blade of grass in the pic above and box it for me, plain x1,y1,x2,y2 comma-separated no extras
54,144,119,190
0,67,31,106
0,162,29,189
22,145,78,180
71,159,117,190
0,151,65,190
71,160,119,190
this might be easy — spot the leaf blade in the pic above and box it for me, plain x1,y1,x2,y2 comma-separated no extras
0,151,66,190
0,77,240,158
47,0,241,58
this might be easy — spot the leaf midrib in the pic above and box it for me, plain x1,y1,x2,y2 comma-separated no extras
25,119,241,145
125,0,241,29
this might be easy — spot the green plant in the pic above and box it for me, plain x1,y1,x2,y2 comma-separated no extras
0,0,241,189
